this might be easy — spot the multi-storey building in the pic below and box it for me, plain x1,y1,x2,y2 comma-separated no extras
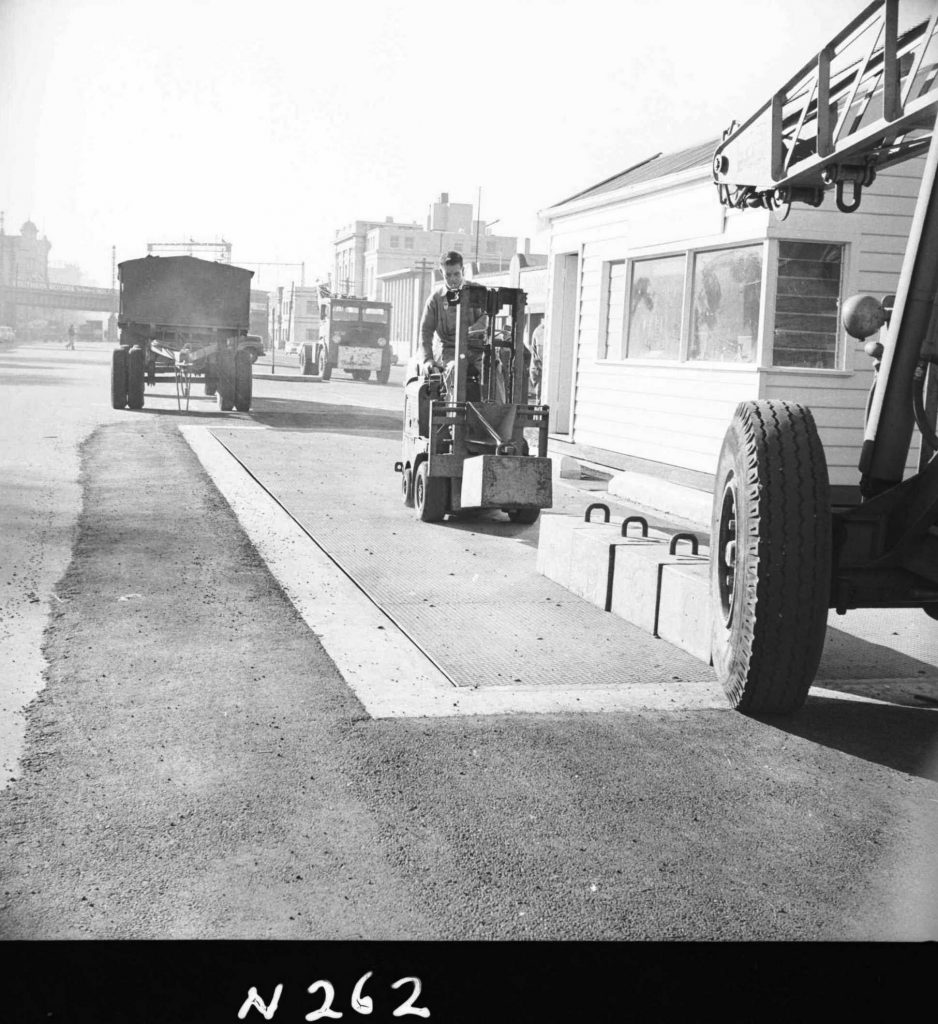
0,219,51,288
333,193,519,300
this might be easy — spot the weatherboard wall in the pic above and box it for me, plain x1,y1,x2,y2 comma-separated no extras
543,156,925,487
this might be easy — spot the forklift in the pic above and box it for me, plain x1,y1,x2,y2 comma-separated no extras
395,284,552,523
709,0,938,713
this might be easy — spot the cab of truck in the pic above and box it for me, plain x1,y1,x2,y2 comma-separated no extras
298,296,393,383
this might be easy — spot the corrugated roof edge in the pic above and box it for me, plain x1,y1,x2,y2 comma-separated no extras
546,137,721,211
547,152,662,210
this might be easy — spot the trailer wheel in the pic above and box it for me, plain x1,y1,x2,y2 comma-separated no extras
299,346,314,375
126,347,145,409
317,347,331,380
401,466,414,507
234,351,253,411
414,462,447,522
110,349,128,409
216,352,235,411
710,400,831,715
507,508,539,525
376,366,391,384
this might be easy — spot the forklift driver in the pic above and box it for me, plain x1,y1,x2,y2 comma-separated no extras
419,250,505,401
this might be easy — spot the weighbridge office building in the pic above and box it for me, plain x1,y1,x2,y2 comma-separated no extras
539,139,926,502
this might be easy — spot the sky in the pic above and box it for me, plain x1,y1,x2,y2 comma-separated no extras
1,0,878,290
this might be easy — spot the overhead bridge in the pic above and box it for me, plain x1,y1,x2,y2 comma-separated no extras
0,282,118,315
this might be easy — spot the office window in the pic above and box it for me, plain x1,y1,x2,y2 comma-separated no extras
306,300,317,315
689,245,762,363
626,255,685,360
453,240,464,251
306,328,316,340
599,261,627,359
390,236,400,248
774,241,843,368
486,240,496,253
405,236,414,249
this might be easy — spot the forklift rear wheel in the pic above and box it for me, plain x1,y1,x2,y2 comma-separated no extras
216,352,235,411
414,462,447,522
299,347,314,375
318,348,332,380
401,466,414,507
126,347,145,409
710,400,831,715
234,350,253,411
110,348,128,409
376,366,391,384
508,508,540,525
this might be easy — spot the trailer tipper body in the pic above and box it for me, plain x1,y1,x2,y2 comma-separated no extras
112,254,261,412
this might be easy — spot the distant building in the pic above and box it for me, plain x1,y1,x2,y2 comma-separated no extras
270,284,322,351
0,218,53,331
0,219,51,288
333,193,519,300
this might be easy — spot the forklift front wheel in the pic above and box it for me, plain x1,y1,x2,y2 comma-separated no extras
401,466,414,508
508,508,539,525
414,462,447,522
710,400,831,715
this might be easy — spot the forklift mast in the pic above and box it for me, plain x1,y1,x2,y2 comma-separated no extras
712,0,938,495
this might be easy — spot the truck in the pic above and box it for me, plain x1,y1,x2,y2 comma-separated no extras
111,255,262,412
707,0,938,713
298,290,393,383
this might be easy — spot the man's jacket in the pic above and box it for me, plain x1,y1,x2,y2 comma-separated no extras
419,283,488,363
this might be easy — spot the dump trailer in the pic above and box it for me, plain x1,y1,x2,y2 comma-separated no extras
708,0,938,714
111,254,261,412
396,284,552,524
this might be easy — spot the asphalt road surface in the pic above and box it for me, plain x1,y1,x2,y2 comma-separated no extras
2,342,937,1015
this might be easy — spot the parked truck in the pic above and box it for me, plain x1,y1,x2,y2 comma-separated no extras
708,0,938,714
298,292,393,383
111,255,262,412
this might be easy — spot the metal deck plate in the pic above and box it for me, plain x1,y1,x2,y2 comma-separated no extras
211,427,709,691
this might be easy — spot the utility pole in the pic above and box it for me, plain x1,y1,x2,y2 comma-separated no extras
474,186,482,267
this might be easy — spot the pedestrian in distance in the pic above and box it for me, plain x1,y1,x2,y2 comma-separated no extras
65,324,76,350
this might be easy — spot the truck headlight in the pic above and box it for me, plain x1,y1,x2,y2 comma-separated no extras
377,337,387,347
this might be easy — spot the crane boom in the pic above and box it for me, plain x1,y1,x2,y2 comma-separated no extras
713,0,938,214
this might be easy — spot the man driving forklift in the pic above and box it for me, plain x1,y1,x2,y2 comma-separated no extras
419,250,505,401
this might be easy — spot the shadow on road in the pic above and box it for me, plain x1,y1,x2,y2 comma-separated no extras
758,697,938,781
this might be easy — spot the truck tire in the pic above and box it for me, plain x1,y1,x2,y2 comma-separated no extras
110,348,128,409
126,347,145,409
710,400,831,715
234,350,253,411
414,462,447,522
299,346,314,375
216,352,235,411
317,346,331,380
376,365,391,384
